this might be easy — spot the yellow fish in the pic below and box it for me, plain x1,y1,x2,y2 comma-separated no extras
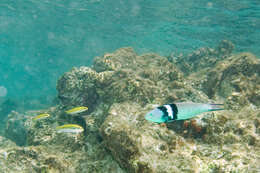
32,113,50,121
56,124,84,133
65,106,88,115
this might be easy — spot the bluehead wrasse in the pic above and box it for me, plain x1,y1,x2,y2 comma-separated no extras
145,102,224,123
56,124,84,133
32,113,50,121
65,106,88,115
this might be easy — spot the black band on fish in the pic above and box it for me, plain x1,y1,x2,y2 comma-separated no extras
158,103,178,121
169,104,178,120
157,106,168,117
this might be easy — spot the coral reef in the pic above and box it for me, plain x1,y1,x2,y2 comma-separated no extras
1,108,124,173
1,41,259,172
4,111,27,146
57,48,186,107
0,99,17,120
168,40,235,75
202,53,260,108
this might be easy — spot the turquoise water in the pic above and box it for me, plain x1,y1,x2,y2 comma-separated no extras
0,0,259,109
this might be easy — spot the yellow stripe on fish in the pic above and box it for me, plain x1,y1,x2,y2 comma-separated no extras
65,106,88,115
32,113,50,121
56,124,84,133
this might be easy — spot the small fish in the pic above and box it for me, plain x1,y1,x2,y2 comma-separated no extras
65,106,88,115
32,113,50,121
145,102,224,123
56,124,84,133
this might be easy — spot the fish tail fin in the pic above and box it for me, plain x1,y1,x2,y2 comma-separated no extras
209,104,225,111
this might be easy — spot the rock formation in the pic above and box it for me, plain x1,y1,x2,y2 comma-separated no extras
1,41,259,172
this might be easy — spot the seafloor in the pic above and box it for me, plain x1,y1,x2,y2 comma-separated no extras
0,40,259,173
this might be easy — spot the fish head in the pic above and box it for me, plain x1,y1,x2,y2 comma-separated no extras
145,108,167,123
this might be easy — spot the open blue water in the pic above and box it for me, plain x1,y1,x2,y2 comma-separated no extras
0,0,260,110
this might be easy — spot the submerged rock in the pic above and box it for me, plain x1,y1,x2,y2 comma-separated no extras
0,99,17,124
97,46,259,172
4,111,27,146
168,40,235,75
201,52,260,108
57,48,185,108
56,67,100,111
101,102,197,172
2,42,260,173
1,104,124,172
57,47,213,110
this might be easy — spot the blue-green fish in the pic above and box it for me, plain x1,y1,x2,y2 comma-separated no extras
145,102,224,123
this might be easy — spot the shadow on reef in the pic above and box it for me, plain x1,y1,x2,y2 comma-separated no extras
4,111,27,146
0,99,17,122
1,40,260,173
166,120,207,139
0,99,18,136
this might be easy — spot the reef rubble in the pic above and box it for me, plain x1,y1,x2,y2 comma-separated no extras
1,41,259,173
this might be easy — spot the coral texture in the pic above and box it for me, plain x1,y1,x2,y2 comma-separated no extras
1,42,259,173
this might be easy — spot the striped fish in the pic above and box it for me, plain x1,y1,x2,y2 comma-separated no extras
65,106,88,115
56,124,84,133
145,102,224,123
32,113,50,121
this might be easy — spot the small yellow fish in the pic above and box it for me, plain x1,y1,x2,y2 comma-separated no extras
56,124,84,133
65,106,88,115
32,113,50,121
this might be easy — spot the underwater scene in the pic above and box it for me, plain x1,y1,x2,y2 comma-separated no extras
0,0,260,172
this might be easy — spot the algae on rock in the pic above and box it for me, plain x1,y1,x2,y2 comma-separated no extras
95,46,259,172
1,42,260,173
1,107,124,173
